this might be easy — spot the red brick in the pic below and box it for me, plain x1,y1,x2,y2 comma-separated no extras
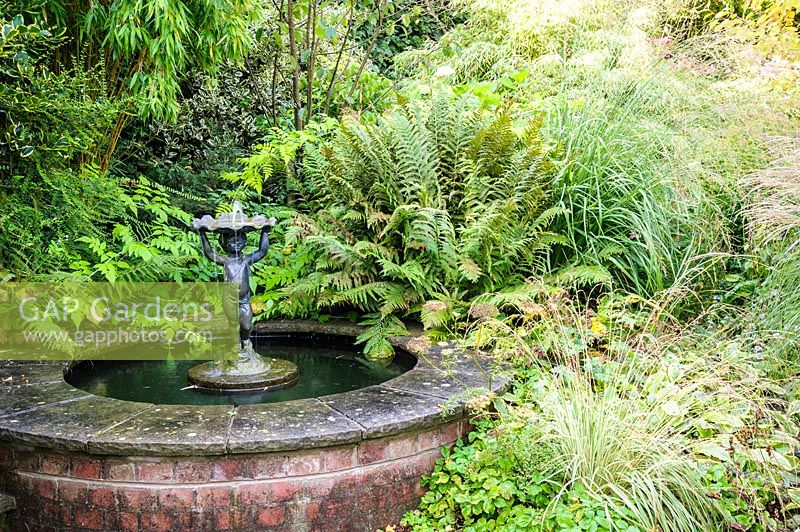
270,479,301,502
214,508,231,529
89,486,117,508
115,512,139,532
73,458,102,479
104,461,136,481
32,477,56,499
174,511,196,529
387,436,417,459
36,499,73,528
0,469,12,489
137,461,173,482
358,441,388,465
174,460,213,482
320,448,356,472
229,507,247,529
119,488,158,510
15,451,41,471
17,496,40,524
397,452,435,480
415,430,434,451
0,447,14,468
323,498,348,519
40,455,70,476
371,461,404,486
159,487,195,510
256,506,286,527
141,512,173,532
58,480,88,504
329,471,361,497
250,455,286,479
58,500,74,525
196,486,232,507
41,499,65,524
421,449,440,470
212,458,248,480
417,425,454,451
305,502,321,521
394,481,415,502
235,483,270,506
74,508,103,530
439,422,460,444
359,489,386,509
285,454,321,476
303,476,337,498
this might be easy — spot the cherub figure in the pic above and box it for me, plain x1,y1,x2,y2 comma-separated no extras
189,202,291,388
197,227,270,348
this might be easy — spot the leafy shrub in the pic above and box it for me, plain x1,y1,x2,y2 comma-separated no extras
356,0,465,73
0,13,126,277
403,421,641,531
64,178,212,283
279,92,563,358
117,38,296,201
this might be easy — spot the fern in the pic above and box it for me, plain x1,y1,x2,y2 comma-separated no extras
550,265,613,287
285,92,565,359
355,313,410,362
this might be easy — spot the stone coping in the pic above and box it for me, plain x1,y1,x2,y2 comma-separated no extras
0,320,509,457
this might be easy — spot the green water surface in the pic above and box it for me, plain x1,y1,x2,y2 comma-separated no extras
66,335,415,406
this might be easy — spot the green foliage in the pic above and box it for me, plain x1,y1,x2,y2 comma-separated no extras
0,10,123,168
64,178,209,283
275,92,562,357
356,0,464,73
406,289,798,531
118,39,294,198
403,422,643,531
0,2,259,279
221,118,338,197
3,0,257,122
546,97,722,296
80,0,257,121
0,13,126,277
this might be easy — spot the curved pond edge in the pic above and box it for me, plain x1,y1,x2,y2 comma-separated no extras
0,319,510,531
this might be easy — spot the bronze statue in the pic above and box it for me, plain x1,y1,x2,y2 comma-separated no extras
198,228,269,347
188,202,297,392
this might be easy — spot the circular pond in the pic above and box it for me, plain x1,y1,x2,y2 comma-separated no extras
65,334,416,406
0,320,508,531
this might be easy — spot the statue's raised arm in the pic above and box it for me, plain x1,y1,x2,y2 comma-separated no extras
246,224,274,265
197,229,225,265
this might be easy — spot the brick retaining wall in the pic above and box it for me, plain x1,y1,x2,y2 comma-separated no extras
0,420,467,532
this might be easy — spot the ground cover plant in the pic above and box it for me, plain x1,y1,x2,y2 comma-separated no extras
402,287,800,530
2,0,800,529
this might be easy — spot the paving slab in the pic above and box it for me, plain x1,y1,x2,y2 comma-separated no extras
227,398,362,453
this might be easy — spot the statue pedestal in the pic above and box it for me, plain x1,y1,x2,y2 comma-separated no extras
188,343,299,393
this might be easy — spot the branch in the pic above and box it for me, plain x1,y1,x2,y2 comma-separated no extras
304,0,319,122
323,0,356,115
286,0,303,130
347,0,386,100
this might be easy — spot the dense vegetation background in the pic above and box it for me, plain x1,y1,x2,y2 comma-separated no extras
2,0,800,529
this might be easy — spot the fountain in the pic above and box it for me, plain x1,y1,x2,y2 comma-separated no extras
186,202,299,392
0,202,509,531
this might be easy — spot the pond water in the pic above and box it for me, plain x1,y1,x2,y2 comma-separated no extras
65,334,415,406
